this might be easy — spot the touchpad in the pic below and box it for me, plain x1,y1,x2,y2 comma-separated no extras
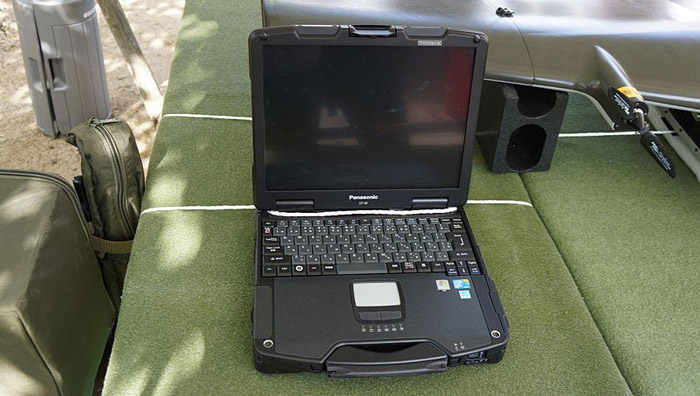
351,281,404,323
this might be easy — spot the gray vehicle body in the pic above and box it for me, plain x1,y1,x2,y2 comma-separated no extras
263,0,700,114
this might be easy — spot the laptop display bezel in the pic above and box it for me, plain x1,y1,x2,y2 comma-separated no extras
250,25,488,211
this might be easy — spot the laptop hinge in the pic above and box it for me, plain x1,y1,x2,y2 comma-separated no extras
411,198,449,209
275,200,314,212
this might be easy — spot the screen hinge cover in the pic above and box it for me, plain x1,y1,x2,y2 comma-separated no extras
411,198,449,209
275,200,314,211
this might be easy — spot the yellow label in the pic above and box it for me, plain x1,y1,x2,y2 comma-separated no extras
618,86,642,99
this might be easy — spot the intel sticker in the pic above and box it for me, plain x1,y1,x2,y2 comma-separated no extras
452,279,471,290
458,290,472,299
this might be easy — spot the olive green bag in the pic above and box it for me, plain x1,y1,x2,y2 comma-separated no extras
66,118,145,312
0,170,115,396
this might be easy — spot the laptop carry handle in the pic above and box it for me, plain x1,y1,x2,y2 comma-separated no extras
325,342,447,377
349,25,397,38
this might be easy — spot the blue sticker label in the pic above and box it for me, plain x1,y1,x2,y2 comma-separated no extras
452,279,471,290
458,290,472,299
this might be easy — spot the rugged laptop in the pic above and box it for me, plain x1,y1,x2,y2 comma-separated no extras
250,24,508,377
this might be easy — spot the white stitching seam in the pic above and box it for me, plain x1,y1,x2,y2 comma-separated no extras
140,200,533,215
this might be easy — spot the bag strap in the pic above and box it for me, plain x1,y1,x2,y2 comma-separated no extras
91,235,133,254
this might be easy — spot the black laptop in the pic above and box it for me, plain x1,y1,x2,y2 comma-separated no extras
249,25,508,377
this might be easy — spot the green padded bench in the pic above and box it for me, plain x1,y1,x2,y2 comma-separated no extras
102,1,700,394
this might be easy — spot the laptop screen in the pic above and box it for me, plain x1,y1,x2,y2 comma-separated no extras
263,44,475,191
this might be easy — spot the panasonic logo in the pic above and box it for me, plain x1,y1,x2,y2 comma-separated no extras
348,194,379,200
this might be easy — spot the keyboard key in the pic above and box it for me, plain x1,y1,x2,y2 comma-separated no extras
402,262,417,273
364,253,379,263
421,251,435,261
293,265,306,276
264,255,290,265
449,251,474,260
264,246,282,255
336,254,350,264
439,241,453,251
430,262,445,272
283,245,297,255
383,243,397,253
297,245,311,255
417,262,431,273
322,264,336,275
405,234,419,243
467,261,481,275
263,226,273,235
312,244,326,255
292,255,305,265
263,236,279,245
326,245,340,254
393,252,407,262
387,263,402,273
341,243,355,254
369,243,383,253
420,233,434,242
411,242,425,252
351,235,364,244
397,242,411,252
445,262,458,276
262,265,276,277
435,252,449,261
350,253,365,263
378,253,393,263
337,262,387,275
458,267,470,276
306,255,320,264
277,265,292,276
308,264,322,275
355,243,369,253
407,252,421,262
321,254,335,264
287,226,300,236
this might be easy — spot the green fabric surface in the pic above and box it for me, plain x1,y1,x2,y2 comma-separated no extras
560,94,612,133
161,0,259,117
522,135,700,395
103,205,630,395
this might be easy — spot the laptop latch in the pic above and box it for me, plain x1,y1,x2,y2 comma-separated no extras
275,200,314,212
411,198,449,209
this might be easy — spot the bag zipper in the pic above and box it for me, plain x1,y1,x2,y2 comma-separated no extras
0,169,92,240
89,118,136,237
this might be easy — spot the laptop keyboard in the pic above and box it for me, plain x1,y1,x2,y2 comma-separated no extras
260,215,481,277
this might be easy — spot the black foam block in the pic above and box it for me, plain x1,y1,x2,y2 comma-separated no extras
476,82,568,173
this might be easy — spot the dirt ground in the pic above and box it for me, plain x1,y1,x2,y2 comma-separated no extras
0,0,185,181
